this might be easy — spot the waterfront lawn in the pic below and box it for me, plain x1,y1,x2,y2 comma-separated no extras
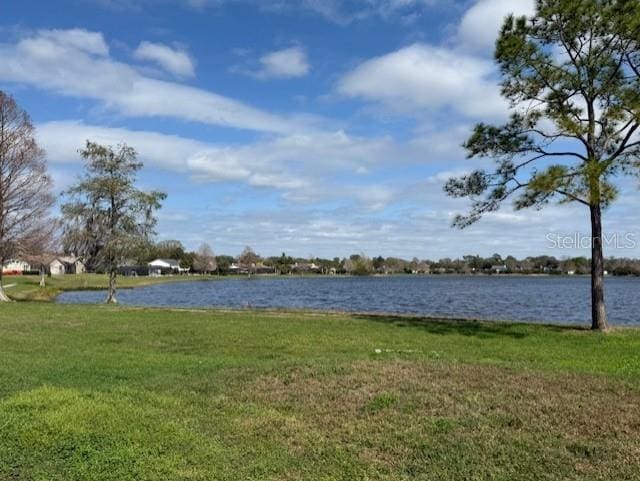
1,303,640,480
2,273,216,302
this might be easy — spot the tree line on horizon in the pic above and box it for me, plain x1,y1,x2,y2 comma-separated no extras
122,242,640,278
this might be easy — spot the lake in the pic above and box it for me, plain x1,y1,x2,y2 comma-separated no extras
56,275,640,326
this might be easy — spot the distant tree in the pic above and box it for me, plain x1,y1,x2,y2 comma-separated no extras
238,246,260,275
154,240,186,260
23,226,61,288
607,257,640,276
440,257,462,273
372,255,385,271
0,91,56,301
563,259,578,274
276,252,293,275
384,257,407,274
445,0,640,330
193,243,217,274
62,141,166,303
342,258,354,274
215,255,234,275
314,257,338,275
573,256,590,274
463,255,484,272
180,252,195,271
416,260,431,274
349,253,373,276
490,253,503,265
410,257,420,272
504,255,519,272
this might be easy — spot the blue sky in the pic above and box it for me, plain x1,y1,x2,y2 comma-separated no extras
2,0,639,259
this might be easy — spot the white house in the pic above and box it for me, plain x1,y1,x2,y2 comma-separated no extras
2,259,31,274
49,256,86,276
49,259,66,276
228,263,249,274
148,259,188,275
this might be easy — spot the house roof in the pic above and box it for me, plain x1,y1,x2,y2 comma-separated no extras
50,256,83,267
58,256,82,264
2,259,30,264
149,258,181,267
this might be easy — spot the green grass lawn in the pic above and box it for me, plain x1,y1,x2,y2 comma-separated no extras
2,273,218,301
1,303,640,480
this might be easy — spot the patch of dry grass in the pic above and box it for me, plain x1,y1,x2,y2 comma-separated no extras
243,361,640,479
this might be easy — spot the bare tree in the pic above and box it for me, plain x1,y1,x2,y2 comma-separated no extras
0,91,55,301
22,222,61,288
62,142,166,303
193,243,217,274
238,246,260,276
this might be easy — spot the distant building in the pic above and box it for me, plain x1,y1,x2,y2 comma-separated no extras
411,262,430,275
491,264,508,274
291,262,321,273
148,259,188,275
228,263,249,275
227,263,275,275
2,259,31,274
49,256,86,276
254,264,276,275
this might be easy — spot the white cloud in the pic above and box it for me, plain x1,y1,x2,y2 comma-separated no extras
37,120,394,199
352,185,396,211
233,46,310,80
335,0,539,120
113,0,443,24
38,119,482,213
133,40,195,77
338,43,507,119
39,28,110,56
290,0,442,24
457,0,535,54
0,29,299,133
259,46,310,78
37,120,205,170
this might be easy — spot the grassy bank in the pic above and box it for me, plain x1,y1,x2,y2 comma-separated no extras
1,303,640,480
2,273,217,302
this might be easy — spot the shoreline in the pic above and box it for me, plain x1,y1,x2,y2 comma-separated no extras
58,302,613,331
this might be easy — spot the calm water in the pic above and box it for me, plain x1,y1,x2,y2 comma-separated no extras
56,275,640,326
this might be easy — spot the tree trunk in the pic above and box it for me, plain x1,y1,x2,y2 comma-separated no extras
0,269,10,302
590,203,608,331
39,266,46,288
106,269,118,304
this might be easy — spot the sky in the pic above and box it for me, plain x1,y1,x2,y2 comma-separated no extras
1,0,639,259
